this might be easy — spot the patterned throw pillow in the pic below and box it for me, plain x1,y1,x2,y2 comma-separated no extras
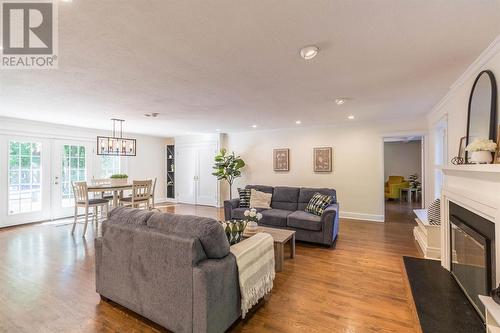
305,193,333,216
238,188,251,208
427,198,441,226
220,220,247,245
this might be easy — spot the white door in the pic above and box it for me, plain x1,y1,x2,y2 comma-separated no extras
51,140,93,219
195,144,218,206
176,146,196,204
1,136,51,227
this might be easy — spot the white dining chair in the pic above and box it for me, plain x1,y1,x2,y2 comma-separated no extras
119,180,152,209
149,177,157,209
72,181,109,237
91,178,114,201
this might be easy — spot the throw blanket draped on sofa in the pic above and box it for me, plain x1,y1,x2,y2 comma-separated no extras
230,232,275,318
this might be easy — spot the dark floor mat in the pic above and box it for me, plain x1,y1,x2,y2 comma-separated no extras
403,256,484,333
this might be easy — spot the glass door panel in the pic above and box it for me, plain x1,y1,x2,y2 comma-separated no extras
51,140,93,218
1,136,51,227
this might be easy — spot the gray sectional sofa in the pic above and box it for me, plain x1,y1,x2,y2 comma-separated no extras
224,185,339,247
95,207,241,333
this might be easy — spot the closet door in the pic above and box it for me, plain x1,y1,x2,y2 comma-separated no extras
195,144,218,206
175,146,196,204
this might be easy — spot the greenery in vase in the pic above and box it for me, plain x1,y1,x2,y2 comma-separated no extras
110,174,128,179
212,148,245,199
408,174,420,189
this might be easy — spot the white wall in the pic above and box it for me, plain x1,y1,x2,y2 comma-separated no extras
226,119,426,222
426,36,500,206
384,141,422,180
0,116,168,202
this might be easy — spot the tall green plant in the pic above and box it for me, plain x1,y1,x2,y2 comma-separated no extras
212,149,245,199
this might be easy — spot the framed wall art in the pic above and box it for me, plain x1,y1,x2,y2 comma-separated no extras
273,148,289,171
313,147,332,172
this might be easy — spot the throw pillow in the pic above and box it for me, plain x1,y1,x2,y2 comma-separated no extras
238,188,251,208
220,220,247,245
427,198,441,225
249,189,272,209
305,192,333,216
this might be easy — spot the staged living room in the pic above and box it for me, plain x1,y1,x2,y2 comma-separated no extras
2,2,500,333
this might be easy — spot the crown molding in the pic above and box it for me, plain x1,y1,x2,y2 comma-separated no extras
427,34,500,122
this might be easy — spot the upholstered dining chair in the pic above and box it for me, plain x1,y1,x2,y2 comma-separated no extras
120,180,152,209
71,181,109,237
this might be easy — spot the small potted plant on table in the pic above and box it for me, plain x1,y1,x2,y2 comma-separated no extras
110,174,129,186
244,208,263,235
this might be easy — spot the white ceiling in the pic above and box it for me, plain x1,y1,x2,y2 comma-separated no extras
1,1,499,137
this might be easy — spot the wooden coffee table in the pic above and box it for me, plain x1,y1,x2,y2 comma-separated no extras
243,226,295,272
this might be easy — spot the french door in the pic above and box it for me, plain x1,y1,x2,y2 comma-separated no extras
51,140,93,219
1,136,51,227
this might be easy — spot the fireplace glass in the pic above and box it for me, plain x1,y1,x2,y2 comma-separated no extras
451,220,488,319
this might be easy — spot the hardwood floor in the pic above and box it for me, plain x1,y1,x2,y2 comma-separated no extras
0,204,423,333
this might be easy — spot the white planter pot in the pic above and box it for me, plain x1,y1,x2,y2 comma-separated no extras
246,221,259,232
470,151,493,164
111,178,128,186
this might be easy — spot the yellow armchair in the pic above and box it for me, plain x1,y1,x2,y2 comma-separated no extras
385,176,409,199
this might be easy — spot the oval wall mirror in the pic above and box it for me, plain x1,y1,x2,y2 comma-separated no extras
466,70,497,161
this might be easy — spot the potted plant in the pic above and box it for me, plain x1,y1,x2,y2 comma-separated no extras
212,149,245,199
465,138,497,164
244,208,262,234
408,174,421,189
110,174,129,186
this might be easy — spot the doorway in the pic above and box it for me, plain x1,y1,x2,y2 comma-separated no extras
383,136,424,223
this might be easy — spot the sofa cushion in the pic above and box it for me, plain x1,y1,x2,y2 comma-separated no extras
147,212,229,259
245,185,274,194
271,186,299,211
107,206,155,225
298,187,337,211
231,207,267,220
260,209,292,227
287,211,322,231
250,189,272,209
237,188,251,208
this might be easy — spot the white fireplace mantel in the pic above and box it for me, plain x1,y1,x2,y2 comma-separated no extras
441,165,500,284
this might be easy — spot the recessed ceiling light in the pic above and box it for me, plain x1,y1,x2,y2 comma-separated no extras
334,98,346,106
300,45,319,60
295,120,302,125
252,124,258,128
348,115,355,120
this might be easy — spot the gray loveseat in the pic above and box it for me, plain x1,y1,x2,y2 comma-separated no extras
95,207,241,333
224,185,339,247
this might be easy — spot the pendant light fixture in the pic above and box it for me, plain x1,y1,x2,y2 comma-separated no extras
97,118,136,156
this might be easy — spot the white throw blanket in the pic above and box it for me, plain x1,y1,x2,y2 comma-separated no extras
230,232,275,318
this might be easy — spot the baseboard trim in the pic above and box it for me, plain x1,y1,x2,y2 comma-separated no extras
340,211,384,222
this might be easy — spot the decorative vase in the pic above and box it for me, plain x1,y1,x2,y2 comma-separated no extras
470,151,493,164
246,221,259,233
221,220,247,245
111,178,128,186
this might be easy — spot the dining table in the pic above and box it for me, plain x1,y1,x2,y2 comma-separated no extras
87,182,133,208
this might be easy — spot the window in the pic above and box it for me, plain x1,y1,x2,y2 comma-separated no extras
8,141,42,215
99,155,121,178
61,145,87,207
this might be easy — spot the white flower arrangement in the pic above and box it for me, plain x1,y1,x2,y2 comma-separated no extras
244,208,262,222
465,138,497,152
